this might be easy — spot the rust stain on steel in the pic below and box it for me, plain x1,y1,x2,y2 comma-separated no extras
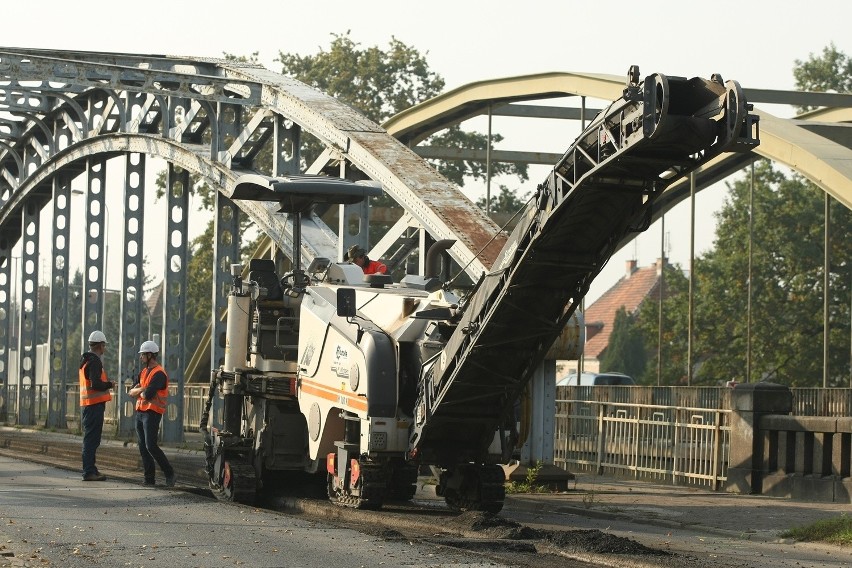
236,66,510,269
442,206,507,268
351,131,507,270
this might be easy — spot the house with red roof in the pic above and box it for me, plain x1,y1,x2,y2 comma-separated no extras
575,258,666,374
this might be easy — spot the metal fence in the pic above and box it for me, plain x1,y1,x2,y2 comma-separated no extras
7,383,852,485
791,388,852,417
555,386,731,488
7,384,212,434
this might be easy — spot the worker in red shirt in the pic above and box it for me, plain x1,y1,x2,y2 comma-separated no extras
347,245,387,275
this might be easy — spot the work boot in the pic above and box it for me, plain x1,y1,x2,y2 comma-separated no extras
83,472,106,481
165,472,177,488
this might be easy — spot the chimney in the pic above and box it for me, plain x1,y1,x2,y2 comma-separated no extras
625,259,637,278
656,257,667,275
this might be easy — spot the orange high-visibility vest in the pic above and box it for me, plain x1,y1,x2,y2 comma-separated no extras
135,364,169,415
79,361,112,406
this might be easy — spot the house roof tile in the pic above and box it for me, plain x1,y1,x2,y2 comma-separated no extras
584,263,662,359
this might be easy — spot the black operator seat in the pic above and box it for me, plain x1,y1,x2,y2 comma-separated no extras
248,259,283,301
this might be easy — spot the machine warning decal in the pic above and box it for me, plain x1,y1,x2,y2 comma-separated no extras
330,344,350,379
300,343,316,367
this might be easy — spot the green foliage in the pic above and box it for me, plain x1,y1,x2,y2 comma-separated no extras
184,222,216,357
475,184,531,215
222,51,261,65
634,264,691,385
634,161,852,387
277,33,444,125
275,32,444,172
793,43,852,112
505,460,548,494
430,128,529,188
696,161,850,386
781,514,852,545
600,307,647,381
64,270,85,382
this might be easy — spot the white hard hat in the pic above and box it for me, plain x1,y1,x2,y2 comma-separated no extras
88,330,107,344
139,340,159,354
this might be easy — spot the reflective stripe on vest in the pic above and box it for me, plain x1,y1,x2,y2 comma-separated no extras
79,361,112,406
135,364,168,415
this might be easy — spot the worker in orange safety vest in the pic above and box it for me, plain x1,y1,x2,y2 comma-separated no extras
128,340,176,487
79,330,114,481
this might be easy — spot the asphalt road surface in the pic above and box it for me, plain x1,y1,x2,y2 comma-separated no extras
2,445,850,568
0,455,607,568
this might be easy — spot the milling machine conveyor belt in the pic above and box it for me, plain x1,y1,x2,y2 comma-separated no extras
409,69,759,464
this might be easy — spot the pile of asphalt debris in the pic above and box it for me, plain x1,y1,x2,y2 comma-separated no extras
449,511,668,556
369,509,667,557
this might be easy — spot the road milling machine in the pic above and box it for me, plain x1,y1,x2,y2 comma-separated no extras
201,67,759,512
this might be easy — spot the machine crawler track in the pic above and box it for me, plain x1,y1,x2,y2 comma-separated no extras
386,463,419,502
211,459,257,505
441,465,506,514
328,463,386,510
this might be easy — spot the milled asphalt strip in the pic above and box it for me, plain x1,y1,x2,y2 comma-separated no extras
503,498,761,542
276,496,678,568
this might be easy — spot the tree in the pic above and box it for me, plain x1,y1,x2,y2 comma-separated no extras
277,34,444,129
275,32,528,187
634,263,691,385
64,270,85,384
635,161,851,387
600,307,647,381
793,43,852,112
430,128,528,188
694,161,850,386
475,184,531,215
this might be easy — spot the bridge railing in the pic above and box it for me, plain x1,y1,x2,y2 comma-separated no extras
555,387,731,488
790,387,852,417
8,383,852,428
6,384,212,435
757,413,852,501
7,382,852,500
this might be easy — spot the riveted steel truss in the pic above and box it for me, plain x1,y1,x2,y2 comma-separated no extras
0,47,501,437
2,49,849,438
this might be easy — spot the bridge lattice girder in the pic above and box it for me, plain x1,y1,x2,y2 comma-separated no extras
0,47,501,434
1,50,850,434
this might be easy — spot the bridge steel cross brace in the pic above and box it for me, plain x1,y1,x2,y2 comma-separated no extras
46,175,72,429
0,234,10,422
210,192,240,429
81,157,107,345
117,152,147,438
161,164,189,443
17,200,40,425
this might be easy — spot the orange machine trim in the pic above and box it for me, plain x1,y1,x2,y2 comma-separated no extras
300,379,369,412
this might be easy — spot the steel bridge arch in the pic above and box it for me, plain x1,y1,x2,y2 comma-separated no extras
0,48,511,435
2,49,849,435
384,71,852,217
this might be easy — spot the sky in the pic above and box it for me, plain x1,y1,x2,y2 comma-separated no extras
3,0,851,301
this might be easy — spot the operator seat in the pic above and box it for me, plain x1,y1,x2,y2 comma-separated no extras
248,259,283,301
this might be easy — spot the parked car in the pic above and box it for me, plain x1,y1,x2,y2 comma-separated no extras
556,371,636,387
